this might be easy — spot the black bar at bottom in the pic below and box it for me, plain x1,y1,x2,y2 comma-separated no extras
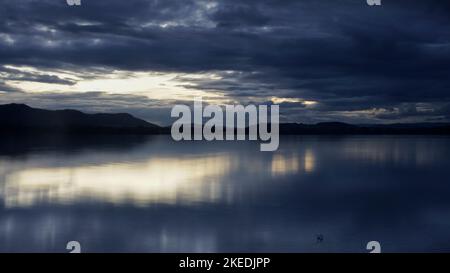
0,253,440,272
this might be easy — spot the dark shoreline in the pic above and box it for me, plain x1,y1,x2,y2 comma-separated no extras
2,103,450,136
2,125,450,136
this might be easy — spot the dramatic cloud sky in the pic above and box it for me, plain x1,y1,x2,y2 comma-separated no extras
0,0,449,125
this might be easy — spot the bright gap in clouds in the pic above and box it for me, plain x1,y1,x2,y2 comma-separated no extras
270,97,317,106
5,65,227,103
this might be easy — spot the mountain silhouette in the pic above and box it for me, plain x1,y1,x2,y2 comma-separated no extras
278,122,450,134
0,103,163,134
1,103,450,135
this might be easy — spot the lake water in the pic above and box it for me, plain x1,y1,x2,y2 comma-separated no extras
0,135,450,252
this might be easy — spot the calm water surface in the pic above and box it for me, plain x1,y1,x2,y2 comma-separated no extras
0,135,450,252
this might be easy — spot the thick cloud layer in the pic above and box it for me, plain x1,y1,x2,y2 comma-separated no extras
0,0,450,124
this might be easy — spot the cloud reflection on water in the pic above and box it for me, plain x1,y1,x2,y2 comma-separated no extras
1,135,450,252
0,139,317,207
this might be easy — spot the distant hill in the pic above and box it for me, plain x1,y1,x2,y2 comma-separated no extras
1,104,450,135
0,104,164,134
278,122,450,134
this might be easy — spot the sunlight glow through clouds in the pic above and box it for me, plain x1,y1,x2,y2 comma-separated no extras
5,65,227,102
3,65,318,109
270,96,317,106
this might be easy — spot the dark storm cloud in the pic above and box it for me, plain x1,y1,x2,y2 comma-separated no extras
0,82,20,93
0,0,450,123
0,66,75,85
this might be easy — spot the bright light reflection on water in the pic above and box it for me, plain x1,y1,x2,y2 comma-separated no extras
0,135,450,252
